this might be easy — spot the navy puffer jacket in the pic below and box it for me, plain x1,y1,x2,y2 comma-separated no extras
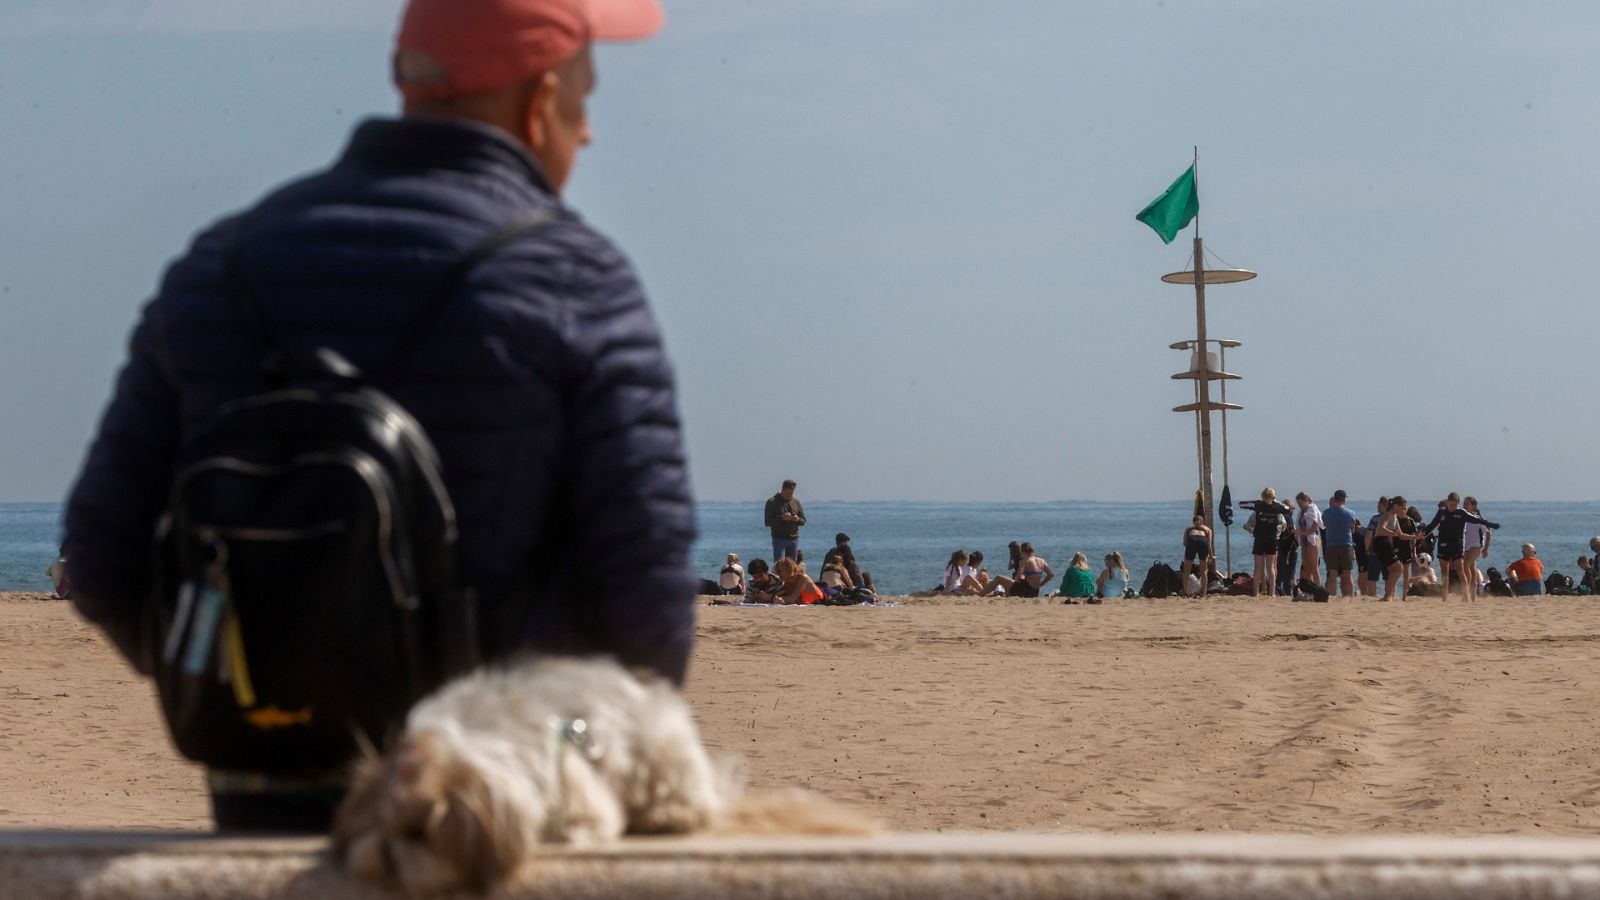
64,118,697,683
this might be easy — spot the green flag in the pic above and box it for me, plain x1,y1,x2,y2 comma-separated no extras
1136,164,1198,244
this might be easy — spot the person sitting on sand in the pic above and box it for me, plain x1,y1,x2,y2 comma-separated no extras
1059,553,1097,604
985,542,1053,597
718,553,745,596
744,559,784,603
942,550,985,595
1096,551,1130,600
773,556,824,605
819,550,855,599
1579,554,1596,594
1507,544,1545,596
1484,566,1513,597
832,533,875,595
45,546,70,599
967,550,993,594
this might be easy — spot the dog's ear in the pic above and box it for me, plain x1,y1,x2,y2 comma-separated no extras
330,753,387,862
431,761,527,892
623,663,664,688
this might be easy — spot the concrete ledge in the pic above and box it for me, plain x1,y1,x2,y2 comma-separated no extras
6,831,1600,898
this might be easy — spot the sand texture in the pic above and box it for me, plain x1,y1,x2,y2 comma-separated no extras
3,590,1600,835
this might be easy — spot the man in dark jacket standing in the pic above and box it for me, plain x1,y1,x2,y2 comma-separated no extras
63,0,693,829
764,479,805,562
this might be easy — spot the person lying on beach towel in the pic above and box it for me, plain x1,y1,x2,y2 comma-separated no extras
744,559,784,603
774,557,824,605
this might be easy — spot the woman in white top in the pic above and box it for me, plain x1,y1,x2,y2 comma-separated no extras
718,553,746,595
1293,492,1323,586
942,550,985,595
1461,496,1493,597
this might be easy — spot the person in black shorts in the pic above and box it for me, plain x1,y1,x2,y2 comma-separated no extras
1395,505,1423,596
1421,492,1500,601
1359,496,1389,597
1180,515,1213,596
1242,487,1292,597
1374,496,1426,600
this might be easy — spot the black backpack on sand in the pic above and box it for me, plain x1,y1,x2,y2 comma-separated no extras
149,214,552,775
1140,562,1177,598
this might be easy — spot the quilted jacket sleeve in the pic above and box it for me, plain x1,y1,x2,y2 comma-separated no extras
63,295,184,673
555,234,697,684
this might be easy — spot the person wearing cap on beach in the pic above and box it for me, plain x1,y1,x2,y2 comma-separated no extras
1320,491,1360,598
1507,544,1546,596
62,0,689,831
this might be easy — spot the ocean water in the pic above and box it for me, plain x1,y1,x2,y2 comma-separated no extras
6,500,1597,597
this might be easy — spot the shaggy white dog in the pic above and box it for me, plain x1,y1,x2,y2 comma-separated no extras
333,656,866,894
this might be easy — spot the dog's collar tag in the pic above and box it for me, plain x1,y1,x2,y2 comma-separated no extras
547,715,604,764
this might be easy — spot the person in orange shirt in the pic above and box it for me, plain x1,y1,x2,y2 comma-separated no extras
1506,544,1545,596
773,557,824,605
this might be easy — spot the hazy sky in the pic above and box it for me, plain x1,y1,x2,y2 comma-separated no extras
1,1,1595,503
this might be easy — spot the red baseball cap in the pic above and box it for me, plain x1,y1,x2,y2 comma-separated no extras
393,0,665,102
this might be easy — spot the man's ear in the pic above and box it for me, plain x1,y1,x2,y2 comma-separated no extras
520,70,561,150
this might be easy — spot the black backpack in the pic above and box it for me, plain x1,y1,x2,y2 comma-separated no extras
149,214,552,774
1140,562,1177,598
1295,577,1331,602
1546,572,1575,596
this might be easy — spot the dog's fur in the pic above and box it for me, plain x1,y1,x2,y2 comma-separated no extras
332,656,869,894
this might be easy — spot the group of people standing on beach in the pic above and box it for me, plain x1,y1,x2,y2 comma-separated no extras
1238,488,1506,601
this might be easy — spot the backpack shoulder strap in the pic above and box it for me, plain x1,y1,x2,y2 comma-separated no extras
220,216,272,364
374,210,562,380
222,209,562,376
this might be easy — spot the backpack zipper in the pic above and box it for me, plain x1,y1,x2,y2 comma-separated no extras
214,389,458,542
172,452,414,610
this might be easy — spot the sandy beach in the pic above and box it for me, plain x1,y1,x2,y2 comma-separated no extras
3,590,1599,835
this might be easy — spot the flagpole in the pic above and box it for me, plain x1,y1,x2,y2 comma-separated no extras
1219,344,1233,577
1191,148,1216,548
